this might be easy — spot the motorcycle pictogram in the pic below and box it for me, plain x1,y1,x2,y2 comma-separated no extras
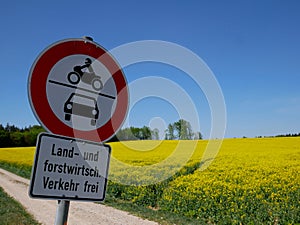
67,58,103,91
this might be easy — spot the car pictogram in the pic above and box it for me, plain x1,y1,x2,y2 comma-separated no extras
64,93,99,126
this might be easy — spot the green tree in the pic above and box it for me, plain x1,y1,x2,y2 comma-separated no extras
23,125,45,146
194,131,203,140
116,127,137,141
130,127,141,140
0,129,11,147
140,126,151,140
10,131,25,147
165,119,195,140
152,128,159,140
176,119,193,139
165,123,175,140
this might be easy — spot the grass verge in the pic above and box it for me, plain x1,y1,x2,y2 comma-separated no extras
103,195,204,225
0,186,40,225
0,161,32,179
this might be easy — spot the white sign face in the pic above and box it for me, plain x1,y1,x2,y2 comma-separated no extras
29,133,111,201
46,55,117,131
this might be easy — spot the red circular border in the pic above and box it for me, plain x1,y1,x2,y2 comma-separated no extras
28,39,128,142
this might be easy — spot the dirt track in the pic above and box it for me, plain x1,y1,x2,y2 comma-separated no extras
0,168,158,225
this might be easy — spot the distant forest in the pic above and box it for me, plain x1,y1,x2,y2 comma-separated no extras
0,122,298,148
0,124,45,147
256,133,300,138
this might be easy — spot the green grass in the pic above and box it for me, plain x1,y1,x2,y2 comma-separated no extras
0,186,40,225
103,195,202,225
0,161,32,179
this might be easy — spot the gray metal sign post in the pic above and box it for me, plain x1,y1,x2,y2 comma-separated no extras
55,200,70,225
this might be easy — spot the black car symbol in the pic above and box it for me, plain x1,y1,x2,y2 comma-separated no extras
64,93,99,126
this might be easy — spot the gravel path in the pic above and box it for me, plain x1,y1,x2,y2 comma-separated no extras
0,168,159,225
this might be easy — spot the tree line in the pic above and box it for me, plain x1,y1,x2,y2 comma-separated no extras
0,123,45,147
109,119,202,142
3,121,299,147
275,133,300,137
256,133,300,138
0,119,203,147
109,126,160,142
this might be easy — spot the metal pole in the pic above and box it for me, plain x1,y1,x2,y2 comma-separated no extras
54,36,90,225
54,200,70,225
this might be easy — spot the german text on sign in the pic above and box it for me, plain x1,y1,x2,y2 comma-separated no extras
29,133,111,201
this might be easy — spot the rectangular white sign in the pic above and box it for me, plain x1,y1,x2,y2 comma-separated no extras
29,133,111,201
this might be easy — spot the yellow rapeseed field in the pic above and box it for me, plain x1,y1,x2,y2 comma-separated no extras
159,138,300,223
0,147,35,166
0,137,299,224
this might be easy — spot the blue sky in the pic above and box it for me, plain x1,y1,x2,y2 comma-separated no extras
0,0,299,138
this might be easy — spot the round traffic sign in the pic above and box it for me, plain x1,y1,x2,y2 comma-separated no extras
28,38,128,142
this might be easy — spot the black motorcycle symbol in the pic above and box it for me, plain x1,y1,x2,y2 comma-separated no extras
67,58,103,91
